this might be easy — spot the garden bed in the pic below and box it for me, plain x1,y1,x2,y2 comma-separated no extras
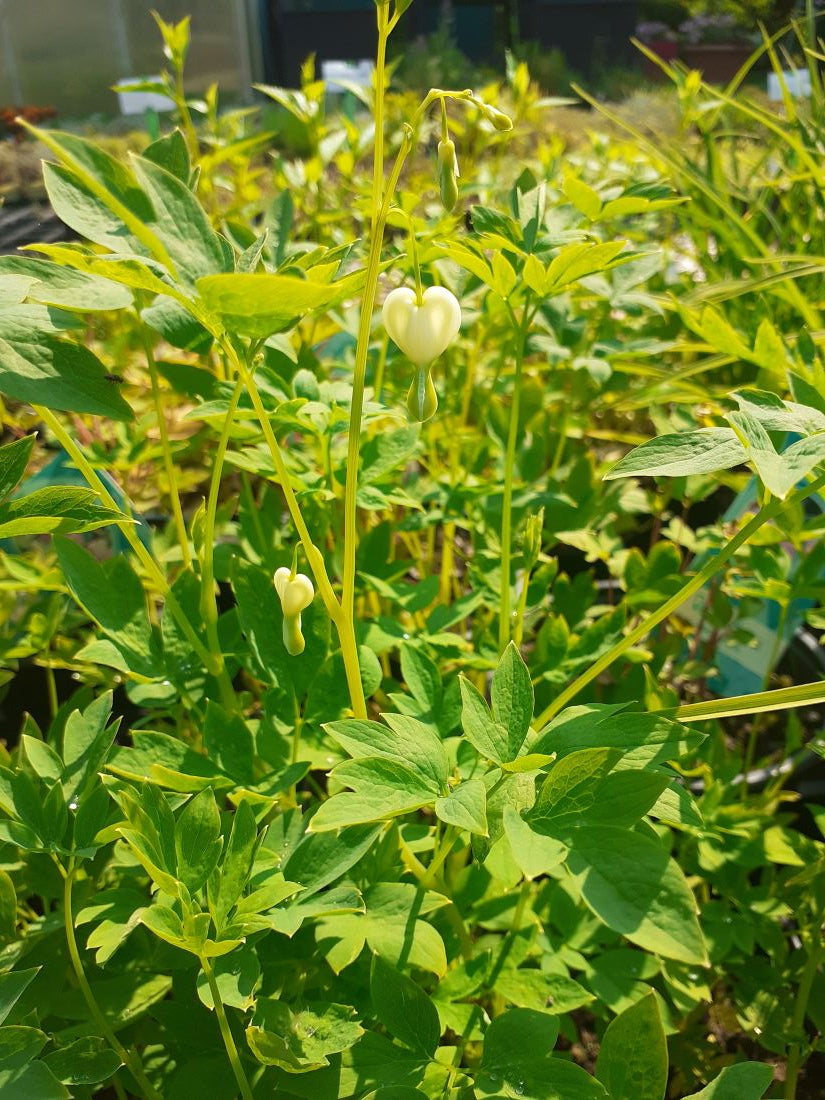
0,8,822,1100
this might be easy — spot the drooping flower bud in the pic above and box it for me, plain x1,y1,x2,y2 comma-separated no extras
522,507,545,570
437,137,460,212
481,104,513,131
273,567,315,656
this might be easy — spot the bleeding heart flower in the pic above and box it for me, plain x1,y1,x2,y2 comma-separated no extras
273,567,315,656
382,285,461,367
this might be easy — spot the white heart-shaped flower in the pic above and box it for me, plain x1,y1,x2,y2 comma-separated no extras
274,567,315,656
382,285,461,367
273,567,314,617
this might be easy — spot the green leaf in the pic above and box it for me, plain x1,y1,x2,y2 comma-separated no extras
141,296,213,353
0,329,132,421
0,276,34,305
546,241,629,291
534,707,703,769
108,729,231,792
0,969,38,1025
131,155,232,284
213,800,258,928
698,306,748,358
310,758,435,831
142,129,191,183
44,1038,122,1085
370,956,440,1057
503,807,567,879
491,642,534,760
481,1007,559,1071
0,436,35,503
196,947,260,1011
477,1055,608,1099
682,1063,773,1099
605,428,746,480
529,749,619,838
41,162,148,259
477,1008,608,1099
247,999,363,1071
399,644,441,712
55,971,172,1029
585,770,671,830
0,1062,70,1099
595,992,667,1100
20,736,63,784
197,273,347,338
324,716,448,792
56,538,161,678
563,176,602,219
0,256,132,312
0,487,124,539
495,967,594,1014
567,826,707,964
203,702,254,785
175,788,223,894
283,823,379,898
0,1025,48,1068
73,785,113,856
585,949,660,1015
0,872,17,942
459,676,511,766
140,904,188,950
317,881,447,978
77,888,161,965
363,1090,428,1100
435,780,488,835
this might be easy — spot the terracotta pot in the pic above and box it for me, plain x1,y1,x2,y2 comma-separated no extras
642,39,679,79
681,43,753,83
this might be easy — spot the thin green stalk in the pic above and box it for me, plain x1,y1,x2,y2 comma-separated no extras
536,471,825,729
340,4,391,718
227,348,337,612
138,315,191,569
784,914,825,1100
36,406,226,684
421,827,458,890
201,956,254,1100
173,60,200,165
226,345,367,718
45,662,58,721
513,565,531,648
673,678,825,722
498,304,531,652
63,863,160,1100
199,376,244,712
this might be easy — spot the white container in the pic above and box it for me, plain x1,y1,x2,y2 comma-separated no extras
117,77,175,116
767,68,811,100
321,59,374,93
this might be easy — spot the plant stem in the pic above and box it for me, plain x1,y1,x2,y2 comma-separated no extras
535,471,825,729
339,3,390,718
62,863,160,1100
228,348,367,716
201,956,254,1100
138,315,191,569
200,376,244,712
785,914,825,1100
173,60,200,165
225,348,337,613
498,304,531,652
36,405,227,684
